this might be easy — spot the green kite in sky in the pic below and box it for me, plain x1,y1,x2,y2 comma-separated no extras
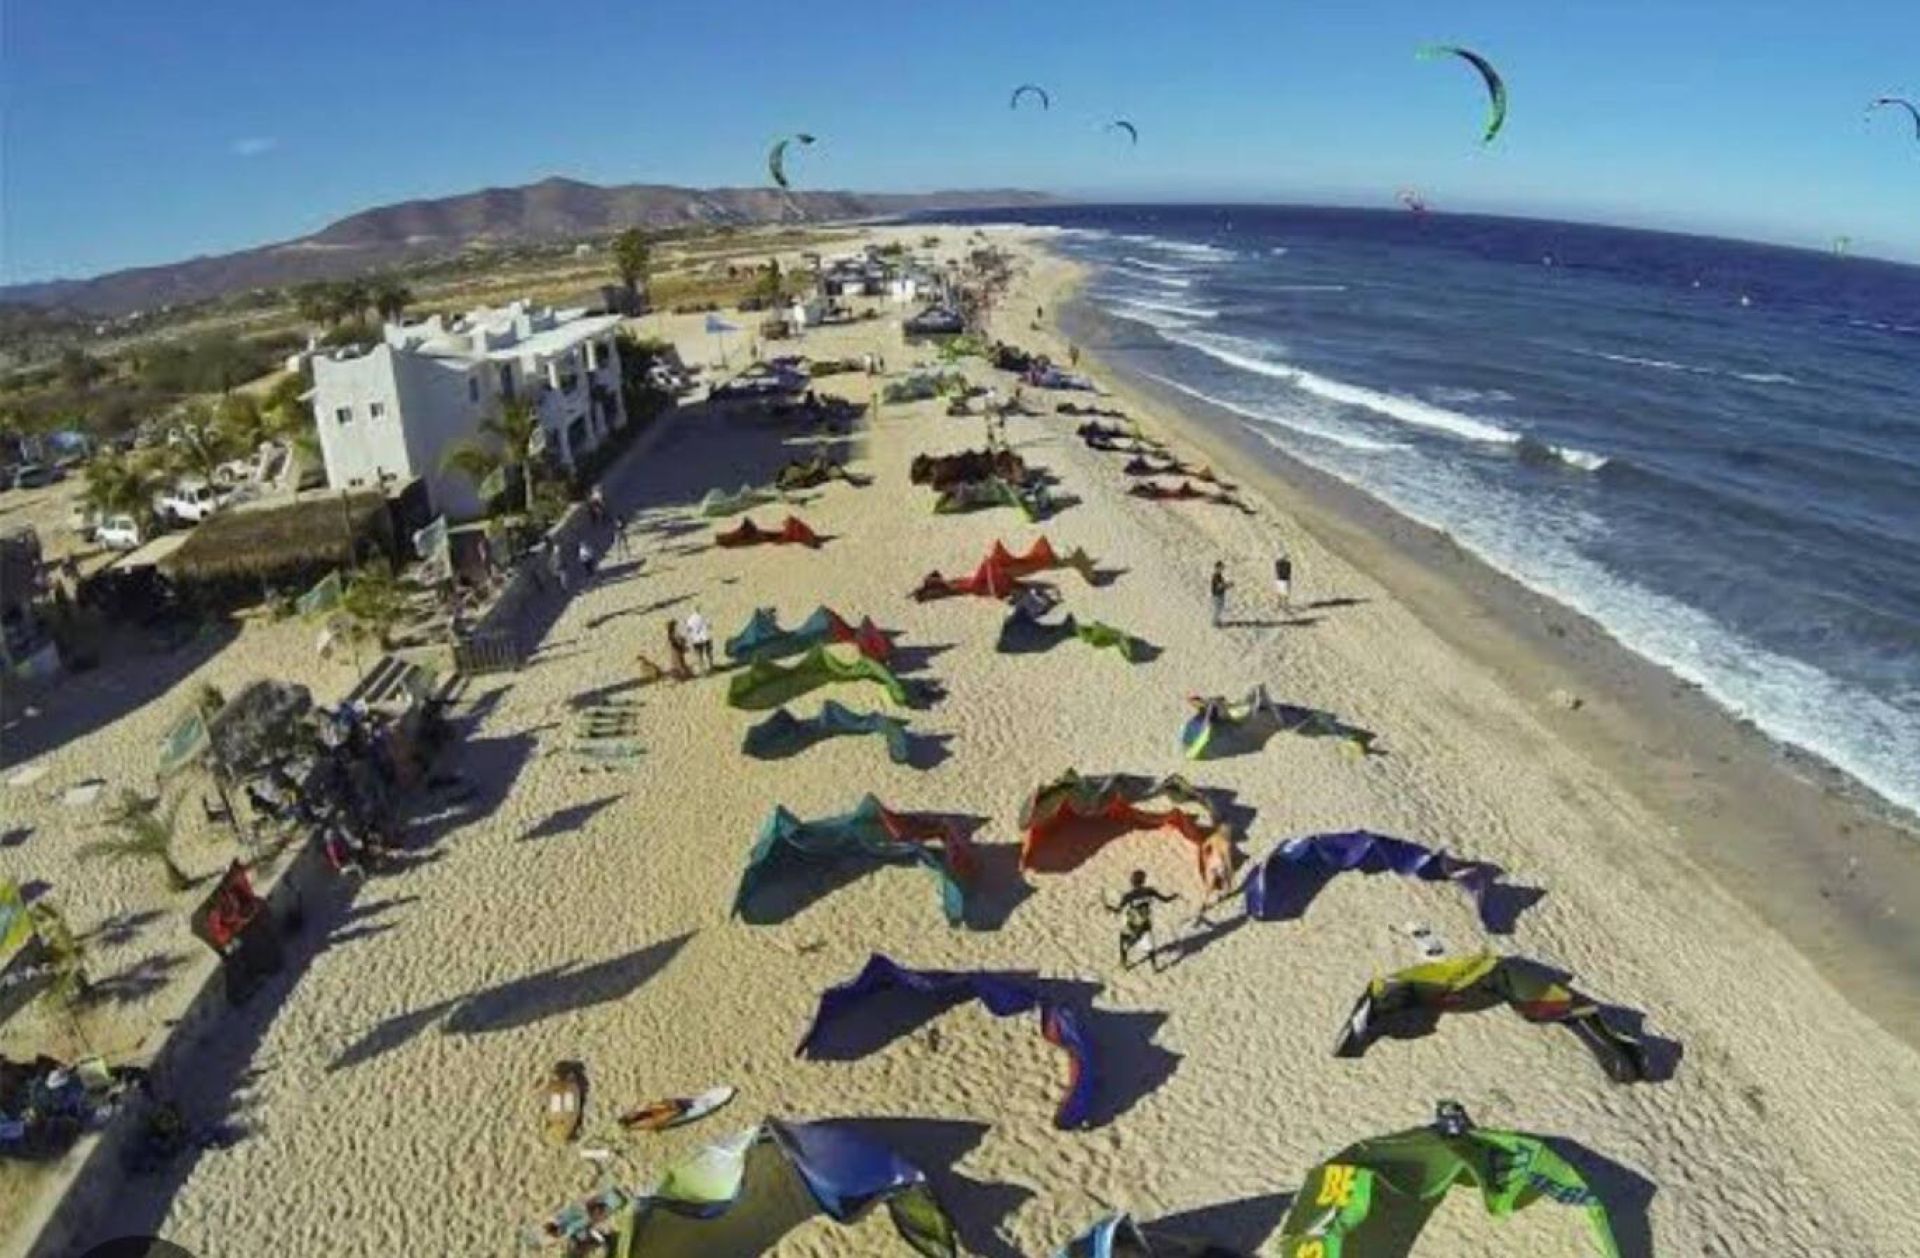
1420,44,1507,144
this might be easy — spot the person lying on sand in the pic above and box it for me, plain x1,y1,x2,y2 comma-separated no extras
1105,870,1179,971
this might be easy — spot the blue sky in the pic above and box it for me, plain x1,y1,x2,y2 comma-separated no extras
5,0,1919,282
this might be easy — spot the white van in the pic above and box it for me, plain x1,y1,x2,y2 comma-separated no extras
156,480,231,523
97,514,146,550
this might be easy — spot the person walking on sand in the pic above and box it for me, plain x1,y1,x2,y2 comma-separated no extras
684,608,714,672
1105,870,1179,971
1273,547,1293,610
588,484,607,526
665,619,691,681
1209,561,1230,628
548,541,569,594
1193,828,1236,927
576,538,596,582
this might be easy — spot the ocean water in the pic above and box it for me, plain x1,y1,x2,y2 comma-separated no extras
929,204,1920,820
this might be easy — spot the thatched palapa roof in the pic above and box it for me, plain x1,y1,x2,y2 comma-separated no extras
162,492,392,583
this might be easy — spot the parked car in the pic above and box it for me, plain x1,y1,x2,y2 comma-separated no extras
96,514,146,551
12,463,60,489
68,503,100,538
155,480,231,524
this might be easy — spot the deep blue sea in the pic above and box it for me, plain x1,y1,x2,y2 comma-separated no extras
927,204,1920,819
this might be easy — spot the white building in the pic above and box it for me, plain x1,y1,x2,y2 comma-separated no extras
309,300,628,519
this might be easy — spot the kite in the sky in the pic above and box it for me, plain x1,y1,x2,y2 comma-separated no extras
1420,44,1508,144
1011,83,1051,111
1868,96,1920,140
767,133,816,190
1106,120,1139,146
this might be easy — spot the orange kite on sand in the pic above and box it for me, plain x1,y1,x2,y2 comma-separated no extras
716,514,823,548
911,537,1099,601
1017,770,1229,887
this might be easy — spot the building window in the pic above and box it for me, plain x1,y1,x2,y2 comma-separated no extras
369,401,386,420
469,377,480,403
498,364,515,400
334,406,353,425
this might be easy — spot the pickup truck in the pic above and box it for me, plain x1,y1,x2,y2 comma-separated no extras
155,481,231,524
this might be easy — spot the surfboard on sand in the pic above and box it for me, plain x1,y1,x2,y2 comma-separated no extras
542,1061,587,1146
618,1084,736,1132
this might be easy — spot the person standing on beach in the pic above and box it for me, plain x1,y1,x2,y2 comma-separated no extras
665,619,691,681
547,541,568,594
610,512,633,560
1209,561,1230,628
1273,548,1293,610
1105,870,1179,970
684,609,714,672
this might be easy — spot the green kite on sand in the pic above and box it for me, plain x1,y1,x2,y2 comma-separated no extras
742,701,912,764
1180,686,1375,759
735,795,975,926
726,644,911,710
1277,1104,1619,1257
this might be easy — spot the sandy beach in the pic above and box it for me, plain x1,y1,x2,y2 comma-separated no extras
16,225,1920,1256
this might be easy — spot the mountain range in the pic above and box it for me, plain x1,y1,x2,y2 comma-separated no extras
0,178,1055,316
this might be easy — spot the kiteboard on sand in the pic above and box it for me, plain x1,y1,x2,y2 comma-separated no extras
618,1084,736,1132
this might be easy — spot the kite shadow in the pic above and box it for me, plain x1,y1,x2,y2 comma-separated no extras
1301,596,1368,612
837,1117,1034,1258
0,826,30,849
569,679,643,710
76,951,191,1008
78,907,166,948
519,793,624,843
886,641,953,676
963,842,1034,932
441,931,693,1037
1083,1008,1181,1128
1148,1191,1295,1254
904,731,954,770
1543,1136,1659,1258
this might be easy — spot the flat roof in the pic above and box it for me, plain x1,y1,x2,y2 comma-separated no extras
481,313,624,362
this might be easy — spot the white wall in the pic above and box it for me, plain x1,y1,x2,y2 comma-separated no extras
311,346,413,494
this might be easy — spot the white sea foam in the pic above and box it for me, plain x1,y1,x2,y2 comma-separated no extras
1111,296,1218,322
1731,371,1798,385
1133,237,1236,263
1103,304,1196,333
1572,347,1795,385
1168,331,1607,469
1111,265,1193,289
1139,370,1404,452
1119,255,1188,273
1270,284,1351,293
1429,386,1517,405
1270,246,1290,256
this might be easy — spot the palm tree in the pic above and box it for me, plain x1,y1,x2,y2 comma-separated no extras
217,392,270,453
340,563,410,649
369,274,413,322
80,791,191,892
441,397,540,515
83,453,160,524
167,404,239,482
612,228,652,296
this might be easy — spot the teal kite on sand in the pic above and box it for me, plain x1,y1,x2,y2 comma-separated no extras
734,795,975,926
998,605,1146,662
742,701,912,764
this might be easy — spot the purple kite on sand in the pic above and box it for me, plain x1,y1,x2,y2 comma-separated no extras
797,953,1097,1130
1243,831,1509,929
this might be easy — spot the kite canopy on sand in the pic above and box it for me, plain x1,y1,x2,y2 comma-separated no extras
912,537,1101,601
601,1116,957,1256
726,644,911,710
725,605,892,665
715,514,822,548
1019,770,1221,881
700,484,779,518
998,604,1144,663
797,953,1097,1130
1179,686,1376,759
734,795,975,926
1335,952,1652,1084
1244,830,1508,930
1275,1107,1620,1258
742,701,912,765
933,477,1054,523
767,133,817,189
1420,44,1508,144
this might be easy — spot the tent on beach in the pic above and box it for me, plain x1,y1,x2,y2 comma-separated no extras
715,514,823,548
1179,686,1376,759
544,1117,956,1256
742,701,912,764
725,606,892,665
1335,953,1652,1083
734,795,976,926
1244,831,1510,929
796,954,1097,1129
1018,770,1223,881
726,644,911,710
1275,1106,1621,1258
